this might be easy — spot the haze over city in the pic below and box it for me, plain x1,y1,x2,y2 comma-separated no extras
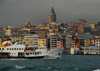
0,0,100,27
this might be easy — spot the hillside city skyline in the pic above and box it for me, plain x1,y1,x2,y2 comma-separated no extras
0,0,100,28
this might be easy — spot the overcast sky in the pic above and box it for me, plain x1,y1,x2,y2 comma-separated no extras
0,0,100,28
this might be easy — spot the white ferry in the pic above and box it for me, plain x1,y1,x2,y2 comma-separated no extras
0,41,64,59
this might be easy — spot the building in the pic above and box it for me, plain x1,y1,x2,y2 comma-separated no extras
10,34,24,42
38,38,46,46
84,39,90,47
50,35,58,48
65,35,72,49
77,26,91,34
49,6,56,23
72,40,75,48
24,34,39,46
0,38,3,45
5,28,13,36
89,23,95,29
0,30,5,36
57,40,63,48
92,36,100,47
76,33,94,47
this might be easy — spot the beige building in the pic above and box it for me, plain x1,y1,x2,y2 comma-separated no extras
49,33,58,48
5,28,13,36
10,34,24,42
24,34,39,46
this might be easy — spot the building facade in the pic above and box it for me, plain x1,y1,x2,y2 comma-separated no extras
10,34,24,42
38,38,46,46
24,34,39,46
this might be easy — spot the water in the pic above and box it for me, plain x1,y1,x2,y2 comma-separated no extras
0,55,100,71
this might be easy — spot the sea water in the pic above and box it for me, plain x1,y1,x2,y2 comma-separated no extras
0,55,100,71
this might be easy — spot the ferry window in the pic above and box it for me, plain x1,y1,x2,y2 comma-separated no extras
17,48,18,50
26,53,28,55
35,53,36,55
15,48,16,50
2,48,4,50
30,53,32,55
10,48,11,50
0,48,1,50
12,48,13,50
19,48,21,50
33,53,34,55
7,48,8,50
85,49,89,50
22,48,23,50
96,49,98,50
90,49,93,50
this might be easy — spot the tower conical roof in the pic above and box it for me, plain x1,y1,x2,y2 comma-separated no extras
50,6,55,14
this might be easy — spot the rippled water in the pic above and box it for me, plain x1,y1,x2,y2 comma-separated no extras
0,55,100,71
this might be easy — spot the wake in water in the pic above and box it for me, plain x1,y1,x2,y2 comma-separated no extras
94,69,100,71
14,65,25,69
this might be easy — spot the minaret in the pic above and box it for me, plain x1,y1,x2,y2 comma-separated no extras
49,5,56,23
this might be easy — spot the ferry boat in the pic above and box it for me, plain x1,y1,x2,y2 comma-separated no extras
0,41,64,59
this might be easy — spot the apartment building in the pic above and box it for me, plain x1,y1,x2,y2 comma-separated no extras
24,34,39,46
92,36,100,47
10,34,24,42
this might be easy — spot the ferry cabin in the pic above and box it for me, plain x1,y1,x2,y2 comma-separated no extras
24,46,49,57
0,42,25,57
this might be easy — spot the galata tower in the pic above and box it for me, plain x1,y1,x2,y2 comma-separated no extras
49,6,56,23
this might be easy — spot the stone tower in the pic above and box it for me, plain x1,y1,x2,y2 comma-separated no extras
49,6,56,23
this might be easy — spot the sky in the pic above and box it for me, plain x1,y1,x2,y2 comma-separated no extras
0,0,100,28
